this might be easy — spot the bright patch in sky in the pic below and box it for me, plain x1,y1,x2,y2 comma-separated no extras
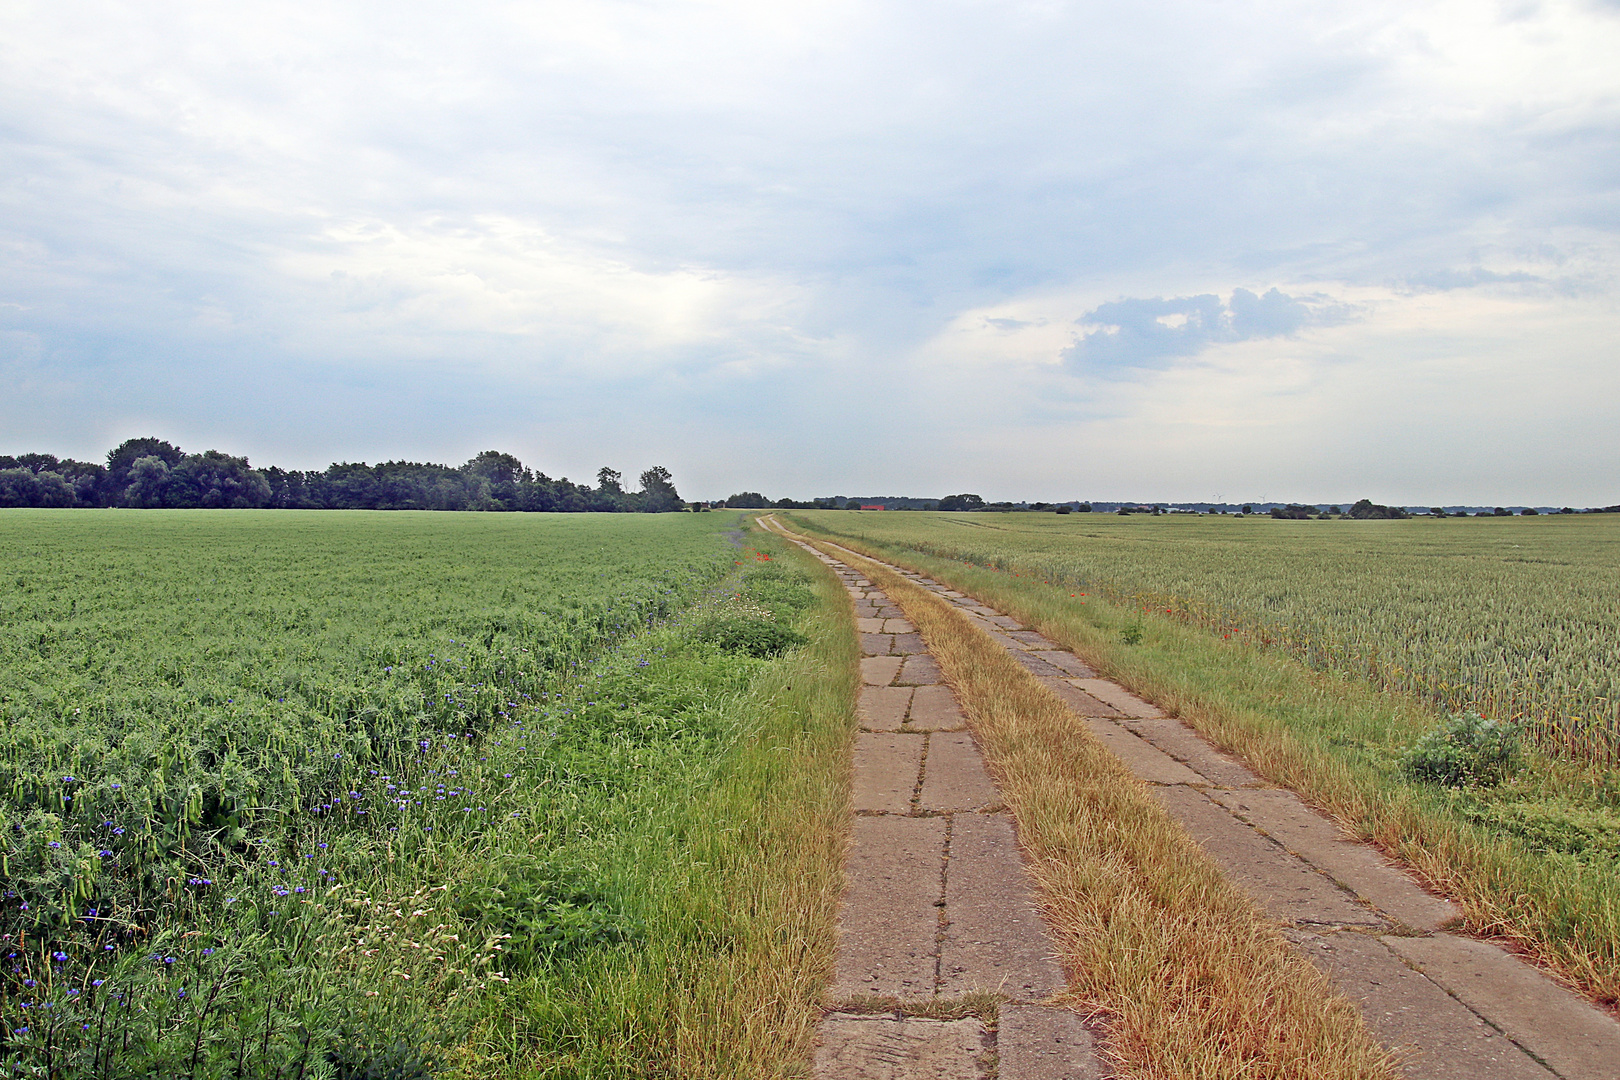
2,0,1617,503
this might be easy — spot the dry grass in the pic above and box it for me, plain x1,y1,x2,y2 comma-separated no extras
770,523,1395,1080
801,526,1620,1008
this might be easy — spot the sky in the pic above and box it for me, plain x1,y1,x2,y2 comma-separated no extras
2,0,1618,505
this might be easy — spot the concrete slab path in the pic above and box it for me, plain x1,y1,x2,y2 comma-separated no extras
778,533,1109,1080
772,525,1620,1080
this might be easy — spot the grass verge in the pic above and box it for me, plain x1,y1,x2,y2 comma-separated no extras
769,521,1394,1080
457,527,858,1078
789,518,1620,1010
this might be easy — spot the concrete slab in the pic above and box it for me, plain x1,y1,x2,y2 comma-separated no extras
857,618,886,634
897,654,944,685
1210,789,1461,932
1122,719,1262,788
1028,651,1097,678
813,1016,989,1080
1288,929,1555,1080
1008,651,1071,679
852,733,925,813
853,601,881,617
942,590,965,598
1008,630,1061,650
920,733,1000,812
939,814,1066,1000
861,633,894,656
1072,679,1164,718
862,656,904,686
830,816,947,1001
1082,718,1207,785
973,625,1028,652
998,1005,1106,1080
1385,934,1620,1080
876,607,907,620
1037,678,1125,719
892,632,928,654
987,615,1025,630
859,686,916,731
853,578,872,587
883,618,917,634
1149,785,1382,926
907,684,969,730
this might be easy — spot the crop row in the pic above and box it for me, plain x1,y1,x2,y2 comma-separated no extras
802,512,1620,766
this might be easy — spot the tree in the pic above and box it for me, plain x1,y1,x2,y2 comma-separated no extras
725,491,769,509
638,466,682,512
937,494,985,512
1349,498,1409,520
596,467,623,494
0,468,76,507
123,456,175,507
463,451,528,510
106,438,184,501
166,451,271,508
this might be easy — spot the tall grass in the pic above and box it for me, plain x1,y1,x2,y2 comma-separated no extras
793,512,1620,766
0,512,854,1076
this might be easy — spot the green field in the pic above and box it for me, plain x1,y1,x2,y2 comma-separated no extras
799,511,1620,765
1,510,851,1075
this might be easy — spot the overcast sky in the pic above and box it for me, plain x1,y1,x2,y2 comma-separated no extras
3,0,1618,504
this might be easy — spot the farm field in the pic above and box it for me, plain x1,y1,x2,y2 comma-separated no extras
788,509,1620,1004
1,510,852,1076
799,511,1620,766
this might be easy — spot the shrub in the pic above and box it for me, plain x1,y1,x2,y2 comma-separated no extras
697,616,807,658
1404,711,1522,786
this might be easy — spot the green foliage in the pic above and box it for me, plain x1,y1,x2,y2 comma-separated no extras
1456,797,1620,860
697,617,808,658
740,562,816,619
1404,712,1523,786
0,510,765,1075
454,855,642,973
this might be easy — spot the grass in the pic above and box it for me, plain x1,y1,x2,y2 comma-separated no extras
459,533,858,1078
768,519,1395,1080
786,512,1620,1009
792,510,1620,766
0,511,856,1076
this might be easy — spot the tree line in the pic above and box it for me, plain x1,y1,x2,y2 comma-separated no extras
0,438,684,512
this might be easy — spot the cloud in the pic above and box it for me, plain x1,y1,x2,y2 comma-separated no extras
1,1,1619,501
1064,288,1336,371
1403,267,1543,292
984,316,1038,331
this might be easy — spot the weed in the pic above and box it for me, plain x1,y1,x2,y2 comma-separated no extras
1404,712,1522,787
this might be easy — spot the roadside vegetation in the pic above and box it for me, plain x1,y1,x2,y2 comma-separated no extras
796,511,1620,768
1,510,854,1076
773,524,1394,1080
786,510,1620,1007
